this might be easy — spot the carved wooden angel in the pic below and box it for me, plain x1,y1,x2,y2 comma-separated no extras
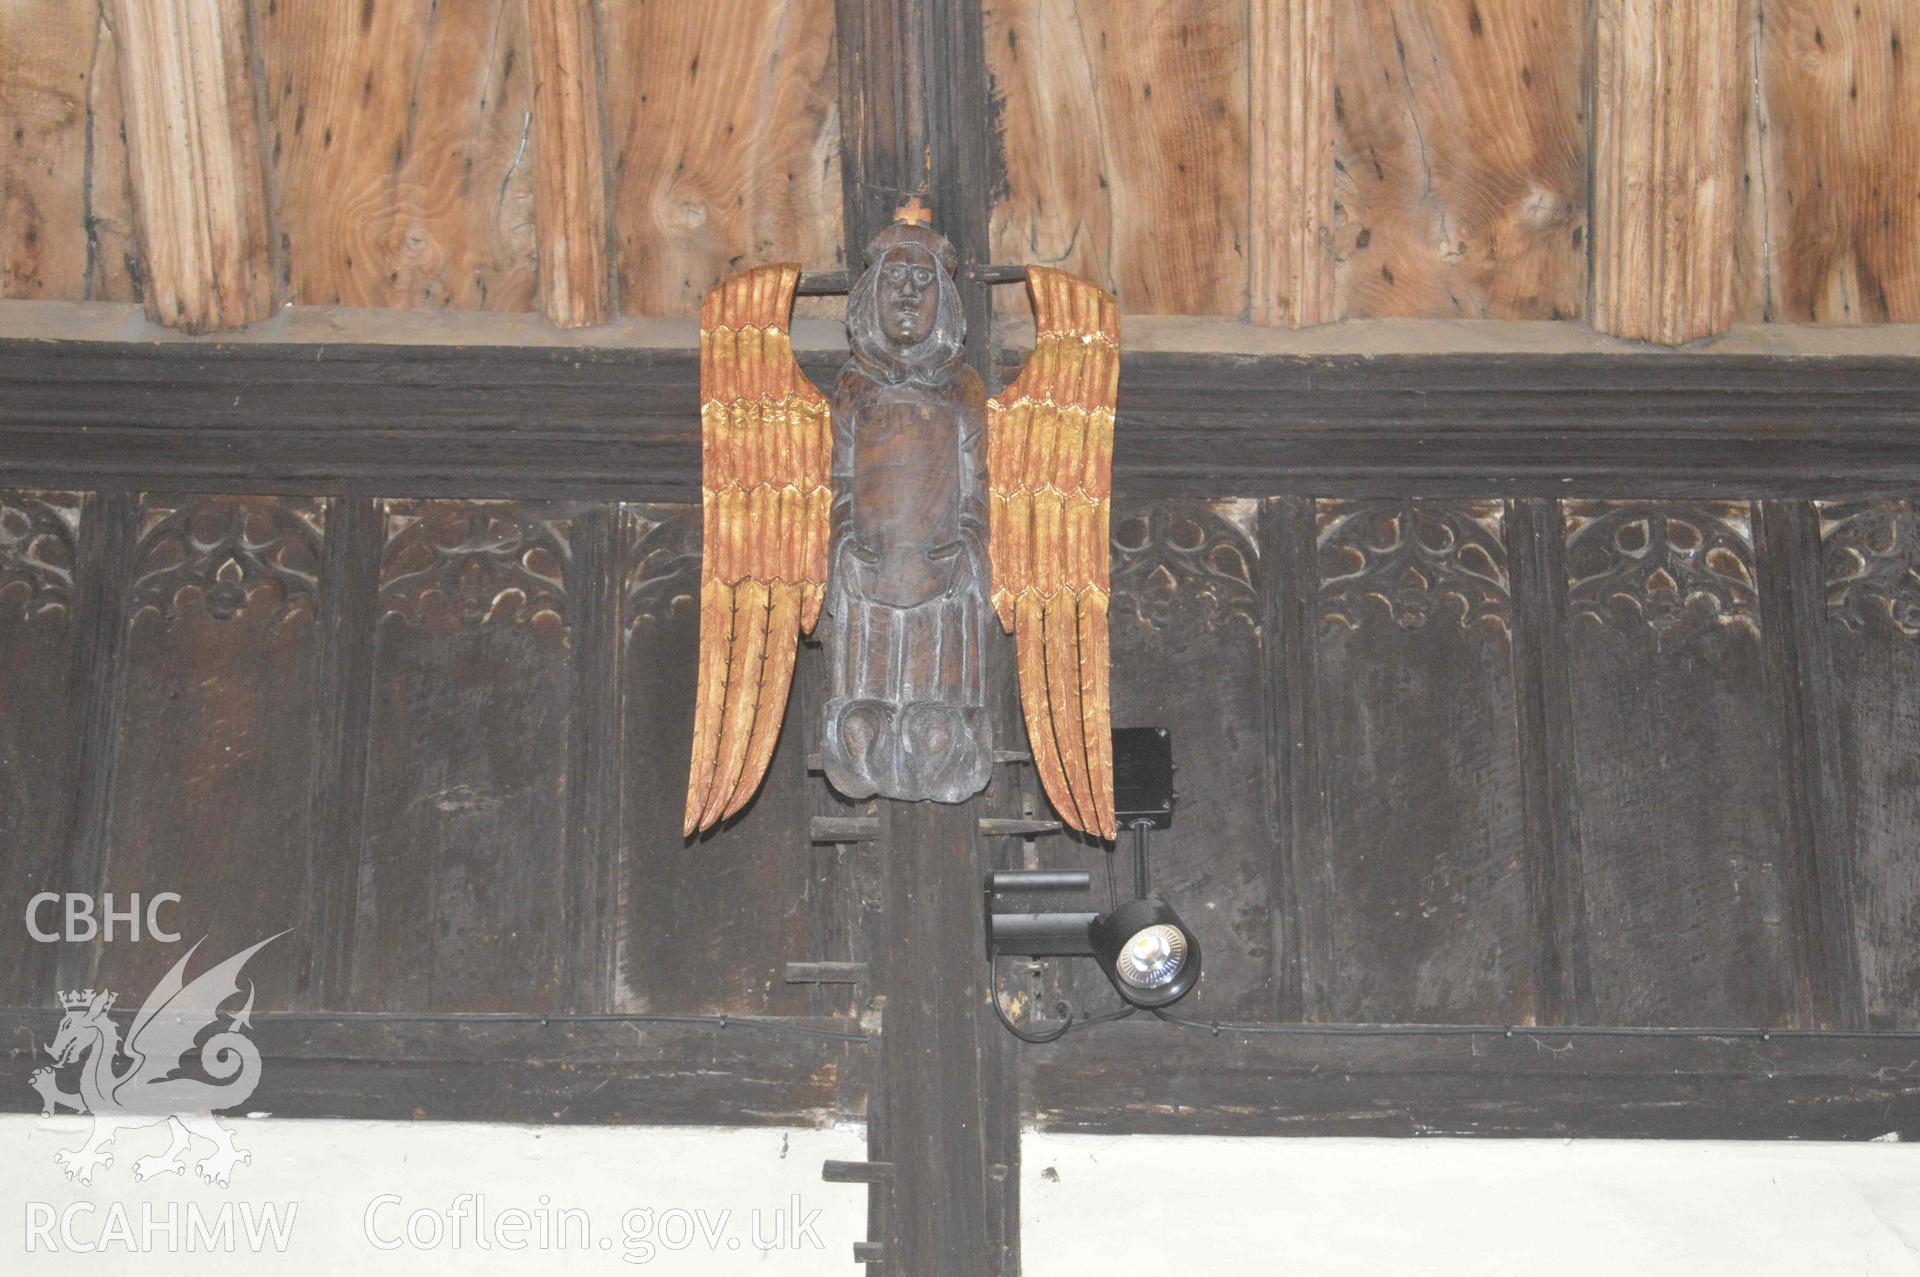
683,206,1120,841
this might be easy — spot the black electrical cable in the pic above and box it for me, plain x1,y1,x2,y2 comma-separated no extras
260,1009,870,1044
1145,1009,1920,1042
989,962,1137,1043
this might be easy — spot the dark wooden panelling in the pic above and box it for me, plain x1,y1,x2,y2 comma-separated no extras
0,1010,863,1127
1313,501,1535,1023
1026,1022,1920,1139
92,497,327,1009
1819,501,1920,1029
306,498,381,1010
614,504,817,1017
1089,500,1276,1020
350,501,575,1012
12,342,1920,499
1561,500,1799,1027
1264,496,1326,1019
0,492,85,1004
1507,499,1589,1021
1755,500,1865,1029
54,491,138,995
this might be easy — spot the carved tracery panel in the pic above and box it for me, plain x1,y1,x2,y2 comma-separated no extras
1565,500,1757,633
1110,500,1259,633
1317,500,1509,631
377,502,571,631
129,497,324,625
0,492,80,621
1820,501,1920,638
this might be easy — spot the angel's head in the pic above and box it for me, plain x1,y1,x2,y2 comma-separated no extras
847,218,965,385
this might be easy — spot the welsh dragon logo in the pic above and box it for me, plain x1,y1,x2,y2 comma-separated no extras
29,933,282,1188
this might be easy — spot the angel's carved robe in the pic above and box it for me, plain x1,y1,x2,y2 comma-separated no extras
820,361,993,803
681,232,1120,840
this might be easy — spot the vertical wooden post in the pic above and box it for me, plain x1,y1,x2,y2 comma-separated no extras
111,0,275,333
526,0,615,328
837,0,994,375
835,0,1013,1269
1249,0,1335,327
1754,501,1867,1031
1590,0,1745,344
870,800,1003,1275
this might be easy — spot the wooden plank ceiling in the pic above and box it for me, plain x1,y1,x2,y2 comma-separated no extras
1,0,1915,339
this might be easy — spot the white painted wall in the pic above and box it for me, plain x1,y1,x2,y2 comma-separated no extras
2,1115,868,1274
11,1114,1920,1274
1024,1133,1920,1275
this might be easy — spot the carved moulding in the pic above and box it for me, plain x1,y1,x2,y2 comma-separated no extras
378,502,571,630
1318,500,1509,632
1110,501,1259,634
0,492,81,621
130,497,323,625
1564,500,1757,633
621,506,702,631
1820,501,1920,638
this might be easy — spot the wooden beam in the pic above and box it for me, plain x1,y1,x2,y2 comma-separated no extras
1249,0,1334,326
8,340,1920,500
1590,0,1746,344
1027,1022,1920,1139
835,0,994,371
1,1010,864,1126
110,0,275,333
525,0,614,328
832,2,1013,1270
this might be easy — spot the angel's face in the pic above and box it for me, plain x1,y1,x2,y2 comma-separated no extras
874,249,939,347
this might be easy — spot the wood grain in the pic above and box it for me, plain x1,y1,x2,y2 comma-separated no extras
1313,500,1536,1023
603,1,842,318
0,2,139,301
1028,1022,1920,1139
111,0,275,331
1249,0,1333,325
616,505,818,1018
92,497,325,1008
1092,500,1274,1020
0,1010,863,1127
1818,502,1920,1029
1332,0,1587,320
258,0,536,311
12,342,1920,501
350,500,573,1012
525,0,612,327
1755,0,1920,322
985,0,1249,316
1560,500,1798,1026
1592,0,1748,342
0,492,86,1006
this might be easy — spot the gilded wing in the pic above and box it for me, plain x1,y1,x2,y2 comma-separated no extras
987,267,1119,841
685,265,833,836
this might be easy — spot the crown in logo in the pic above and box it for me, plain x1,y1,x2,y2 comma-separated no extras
60,989,113,1012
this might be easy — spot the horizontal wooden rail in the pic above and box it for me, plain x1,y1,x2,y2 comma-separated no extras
1,1010,866,1126
1025,1021,1920,1140
3,339,1920,500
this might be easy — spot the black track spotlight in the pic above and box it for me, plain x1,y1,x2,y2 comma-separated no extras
986,875,1203,1012
985,729,1201,1034
1090,895,1202,1008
